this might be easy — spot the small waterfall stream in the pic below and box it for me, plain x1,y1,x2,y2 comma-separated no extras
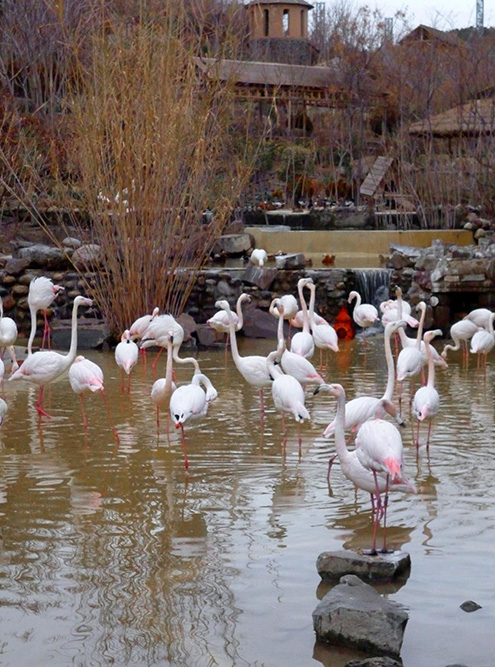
353,268,392,334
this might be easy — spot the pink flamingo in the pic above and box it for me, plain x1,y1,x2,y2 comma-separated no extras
348,290,379,330
267,349,309,449
307,280,339,368
469,313,495,374
289,278,315,359
323,383,415,554
69,355,119,439
441,319,480,363
412,329,442,451
115,330,139,393
9,295,93,418
27,276,64,350
0,298,19,373
170,372,217,470
150,332,176,429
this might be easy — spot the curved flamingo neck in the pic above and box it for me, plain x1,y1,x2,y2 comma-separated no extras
424,335,436,388
67,299,84,364
298,281,310,333
165,336,174,395
416,304,426,349
276,304,286,355
224,304,243,367
350,291,362,308
28,305,37,355
308,283,317,328
235,294,248,331
382,325,396,401
333,388,352,465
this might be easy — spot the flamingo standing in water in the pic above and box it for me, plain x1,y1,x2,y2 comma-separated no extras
348,290,379,332
266,349,309,448
215,299,272,421
0,397,6,425
320,383,415,554
463,307,494,330
207,293,250,346
0,298,19,373
307,281,338,368
287,278,314,359
150,332,176,429
9,296,93,417
69,355,119,439
115,330,139,393
27,276,64,350
271,299,325,386
141,313,200,373
469,313,495,373
129,306,159,364
412,329,442,451
170,372,217,470
441,319,480,362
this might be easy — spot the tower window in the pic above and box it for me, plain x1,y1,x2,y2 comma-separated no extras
283,9,289,36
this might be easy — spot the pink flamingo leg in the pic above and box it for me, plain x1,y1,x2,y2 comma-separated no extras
127,373,132,395
120,368,124,393
36,385,52,419
259,389,265,423
41,311,52,350
380,476,394,553
100,389,120,443
79,394,88,430
152,347,164,371
363,472,384,556
179,424,189,470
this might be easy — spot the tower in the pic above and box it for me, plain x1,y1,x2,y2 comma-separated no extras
246,0,317,65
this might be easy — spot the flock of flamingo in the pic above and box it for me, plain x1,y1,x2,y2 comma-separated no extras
0,272,494,555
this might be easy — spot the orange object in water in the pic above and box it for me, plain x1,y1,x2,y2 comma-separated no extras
334,306,355,340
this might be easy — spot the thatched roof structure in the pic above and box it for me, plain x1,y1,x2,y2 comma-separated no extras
409,99,495,138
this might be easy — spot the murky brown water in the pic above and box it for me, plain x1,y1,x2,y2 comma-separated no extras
1,335,495,667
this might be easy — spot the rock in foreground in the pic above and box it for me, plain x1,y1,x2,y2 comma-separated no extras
317,550,411,584
313,574,408,658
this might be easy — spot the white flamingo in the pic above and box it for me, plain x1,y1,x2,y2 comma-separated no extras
141,313,200,373
271,299,325,386
321,383,415,554
267,349,309,447
469,313,495,372
9,296,93,417
69,355,118,438
307,281,339,366
0,298,19,373
170,372,217,470
380,287,419,328
348,290,379,330
412,329,442,451
207,293,250,343
441,319,480,362
288,278,314,359
27,276,64,350
215,299,273,419
151,331,177,428
129,306,160,341
463,307,494,330
250,248,268,267
115,330,139,392
0,397,6,426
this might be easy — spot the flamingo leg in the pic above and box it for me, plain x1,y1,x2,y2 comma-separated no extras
79,394,88,430
363,473,383,556
152,347,164,371
180,424,189,470
120,368,124,393
426,420,432,453
298,422,302,459
42,311,52,349
380,475,394,554
100,389,120,443
127,372,132,395
259,389,265,423
36,385,52,419
326,453,337,484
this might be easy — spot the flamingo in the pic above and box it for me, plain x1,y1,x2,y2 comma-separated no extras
463,307,494,330
396,302,426,404
27,276,64,350
140,313,200,373
271,299,325,386
266,349,309,447
115,330,139,393
321,383,415,554
348,290,379,331
0,397,6,426
287,278,314,359
0,298,19,373
250,248,268,267
290,309,328,329
69,355,119,438
321,320,406,440
412,329,442,451
380,287,419,328
0,357,4,396
150,332,177,429
129,306,160,341
170,372,217,470
207,293,250,344
441,319,480,362
9,295,93,417
469,313,495,372
307,281,339,367
215,299,272,420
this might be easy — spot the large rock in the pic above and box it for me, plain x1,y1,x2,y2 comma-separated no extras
18,244,68,269
71,244,103,268
317,550,411,584
51,319,110,350
241,306,279,338
345,657,403,667
4,257,30,275
214,233,253,256
275,252,306,270
242,263,278,290
313,575,408,658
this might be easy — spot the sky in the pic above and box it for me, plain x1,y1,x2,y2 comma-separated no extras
361,0,494,30
323,1,495,31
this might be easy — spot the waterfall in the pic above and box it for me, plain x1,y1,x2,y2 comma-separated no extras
354,269,392,332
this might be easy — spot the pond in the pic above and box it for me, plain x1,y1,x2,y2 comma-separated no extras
0,335,494,667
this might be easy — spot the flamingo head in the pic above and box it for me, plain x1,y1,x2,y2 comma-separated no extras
53,285,64,296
